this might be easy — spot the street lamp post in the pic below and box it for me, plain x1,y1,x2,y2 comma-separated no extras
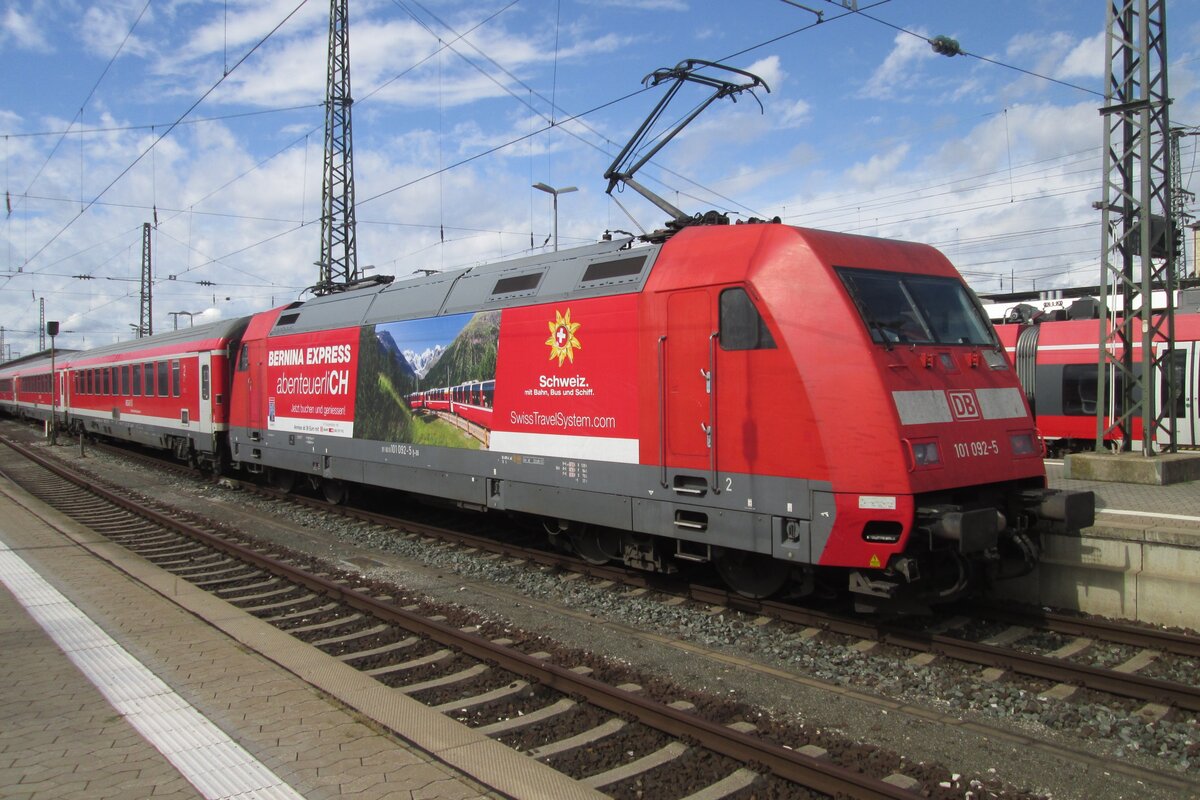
47,320,59,445
532,182,577,252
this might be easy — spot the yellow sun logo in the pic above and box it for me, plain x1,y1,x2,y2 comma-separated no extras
545,309,582,366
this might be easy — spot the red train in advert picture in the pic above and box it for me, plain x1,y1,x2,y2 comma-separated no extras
0,222,1095,608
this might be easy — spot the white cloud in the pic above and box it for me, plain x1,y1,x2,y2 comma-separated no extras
1057,31,1105,80
845,144,910,189
777,98,810,127
78,2,153,59
745,55,785,93
2,6,51,51
860,29,935,100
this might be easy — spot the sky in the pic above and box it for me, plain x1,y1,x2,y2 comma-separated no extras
2,0,1200,358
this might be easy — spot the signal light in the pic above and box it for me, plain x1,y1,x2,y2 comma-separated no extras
931,35,961,57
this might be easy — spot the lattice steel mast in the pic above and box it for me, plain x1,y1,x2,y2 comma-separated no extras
139,222,153,337
1096,0,1177,454
314,0,359,296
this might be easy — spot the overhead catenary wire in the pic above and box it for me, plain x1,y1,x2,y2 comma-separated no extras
10,0,153,221
17,0,313,274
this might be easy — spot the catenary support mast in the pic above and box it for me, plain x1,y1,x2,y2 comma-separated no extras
314,0,359,295
1096,0,1177,454
139,222,152,337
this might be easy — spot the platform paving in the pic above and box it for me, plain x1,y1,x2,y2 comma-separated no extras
0,476,605,800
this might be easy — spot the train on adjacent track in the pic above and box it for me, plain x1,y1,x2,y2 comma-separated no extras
0,222,1095,608
995,313,1200,454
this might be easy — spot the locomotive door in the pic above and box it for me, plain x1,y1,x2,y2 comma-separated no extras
663,290,713,468
243,342,266,433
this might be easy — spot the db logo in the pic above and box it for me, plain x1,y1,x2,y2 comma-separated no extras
948,390,980,420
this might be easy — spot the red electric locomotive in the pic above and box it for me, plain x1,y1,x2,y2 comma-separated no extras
220,223,1093,607
996,313,1200,453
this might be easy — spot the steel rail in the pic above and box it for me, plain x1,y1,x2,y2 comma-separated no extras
966,601,1200,659
689,586,1200,712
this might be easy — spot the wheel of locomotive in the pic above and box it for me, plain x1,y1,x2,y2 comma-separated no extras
567,525,622,566
321,478,348,505
713,547,791,599
268,468,296,494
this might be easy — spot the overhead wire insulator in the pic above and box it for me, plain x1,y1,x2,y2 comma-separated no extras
931,35,962,57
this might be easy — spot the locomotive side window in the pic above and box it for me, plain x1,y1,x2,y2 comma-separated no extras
836,267,995,346
238,345,250,371
719,288,776,351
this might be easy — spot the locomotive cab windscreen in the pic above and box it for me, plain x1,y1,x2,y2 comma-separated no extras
836,268,996,347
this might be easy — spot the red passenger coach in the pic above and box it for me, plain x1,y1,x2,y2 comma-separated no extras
55,318,251,467
0,354,62,424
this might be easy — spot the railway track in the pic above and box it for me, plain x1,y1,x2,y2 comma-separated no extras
38,432,1200,716
0,434,943,800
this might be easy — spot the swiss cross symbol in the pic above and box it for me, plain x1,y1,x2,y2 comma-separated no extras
556,326,568,346
948,390,980,420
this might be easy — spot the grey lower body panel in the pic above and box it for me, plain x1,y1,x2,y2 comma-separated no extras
229,427,830,562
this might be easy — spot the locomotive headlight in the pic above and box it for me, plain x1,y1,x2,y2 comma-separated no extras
1009,432,1040,457
910,440,941,468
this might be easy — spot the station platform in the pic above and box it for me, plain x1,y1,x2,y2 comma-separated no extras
0,476,604,800
1004,461,1200,630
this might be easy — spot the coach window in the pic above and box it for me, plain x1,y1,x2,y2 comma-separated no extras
172,360,181,397
132,363,142,396
201,365,210,401
144,362,155,396
1061,365,1097,415
1062,364,1127,416
720,288,777,351
1163,349,1188,418
120,365,129,396
155,361,168,397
